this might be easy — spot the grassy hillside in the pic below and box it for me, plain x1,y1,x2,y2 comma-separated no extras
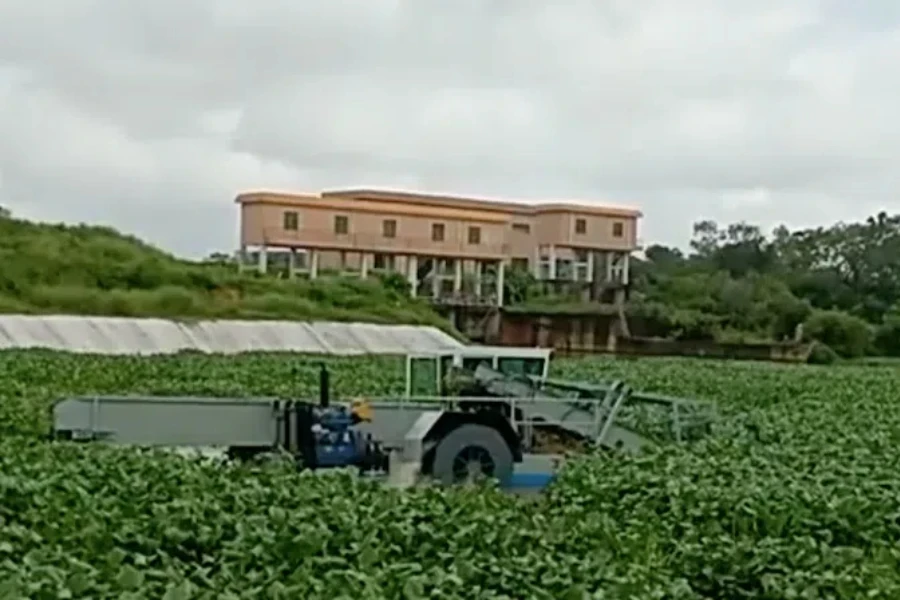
0,214,452,330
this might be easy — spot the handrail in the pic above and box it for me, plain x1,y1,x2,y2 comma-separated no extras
262,227,510,258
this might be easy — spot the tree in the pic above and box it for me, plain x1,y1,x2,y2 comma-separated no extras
644,244,683,266
632,211,900,354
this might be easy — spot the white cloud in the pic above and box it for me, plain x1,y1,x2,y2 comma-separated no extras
0,0,898,257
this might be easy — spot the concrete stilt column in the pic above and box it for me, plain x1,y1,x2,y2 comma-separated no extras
548,245,557,279
453,259,462,292
622,253,630,285
309,250,319,279
257,245,268,274
431,260,440,298
474,261,483,298
586,251,594,283
496,259,505,306
237,245,248,273
288,249,297,277
360,253,370,279
407,255,418,297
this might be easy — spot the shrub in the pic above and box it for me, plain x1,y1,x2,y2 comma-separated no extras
806,341,839,365
874,320,900,357
802,310,873,358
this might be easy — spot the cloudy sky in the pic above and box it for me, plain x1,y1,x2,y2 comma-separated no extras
0,1,898,258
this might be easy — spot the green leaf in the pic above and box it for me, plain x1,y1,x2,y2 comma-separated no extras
116,565,144,590
162,581,192,600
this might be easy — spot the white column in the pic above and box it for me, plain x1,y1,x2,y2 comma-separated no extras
453,259,463,292
622,252,630,285
474,261,483,298
431,260,440,297
360,252,370,279
606,251,614,282
257,245,268,274
586,251,595,283
288,249,297,278
548,245,557,279
496,260,505,306
309,250,319,279
238,245,247,273
407,255,418,297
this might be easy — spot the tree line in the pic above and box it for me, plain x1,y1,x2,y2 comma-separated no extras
631,212,900,358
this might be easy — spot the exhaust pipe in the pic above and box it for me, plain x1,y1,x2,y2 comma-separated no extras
319,363,330,408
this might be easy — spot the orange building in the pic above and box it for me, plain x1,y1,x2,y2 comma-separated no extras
236,188,642,307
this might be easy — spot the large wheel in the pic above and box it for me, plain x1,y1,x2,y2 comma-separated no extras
430,424,514,486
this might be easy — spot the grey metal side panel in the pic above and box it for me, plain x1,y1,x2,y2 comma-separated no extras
402,411,444,463
355,402,444,449
53,396,280,447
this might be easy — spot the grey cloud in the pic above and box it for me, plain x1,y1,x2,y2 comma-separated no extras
0,0,899,257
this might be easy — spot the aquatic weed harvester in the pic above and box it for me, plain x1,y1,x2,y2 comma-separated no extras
52,348,716,491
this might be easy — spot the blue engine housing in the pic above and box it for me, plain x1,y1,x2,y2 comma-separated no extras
312,406,367,468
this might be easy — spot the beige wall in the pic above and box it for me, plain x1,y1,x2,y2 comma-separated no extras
242,202,509,259
241,203,265,246
507,216,537,259
239,197,640,260
535,211,637,250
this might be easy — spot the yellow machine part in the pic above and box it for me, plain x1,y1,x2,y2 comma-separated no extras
350,398,373,422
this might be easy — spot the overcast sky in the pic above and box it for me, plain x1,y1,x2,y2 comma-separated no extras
1,1,898,258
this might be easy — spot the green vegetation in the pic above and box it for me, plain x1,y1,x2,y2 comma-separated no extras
3,350,900,597
0,213,448,329
636,216,900,358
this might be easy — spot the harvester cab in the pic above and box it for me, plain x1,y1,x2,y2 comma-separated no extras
404,346,551,398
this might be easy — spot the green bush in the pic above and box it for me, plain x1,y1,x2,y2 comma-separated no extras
874,320,900,357
806,341,839,365
803,309,873,358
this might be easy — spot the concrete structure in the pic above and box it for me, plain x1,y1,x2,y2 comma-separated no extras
236,188,642,307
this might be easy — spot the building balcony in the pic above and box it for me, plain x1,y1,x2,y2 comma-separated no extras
260,228,509,259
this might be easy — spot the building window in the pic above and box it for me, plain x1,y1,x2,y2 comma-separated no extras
283,211,299,231
373,253,395,271
431,223,445,241
612,222,624,237
382,219,396,238
512,223,530,233
467,226,481,245
334,215,348,235
511,257,529,271
575,218,587,235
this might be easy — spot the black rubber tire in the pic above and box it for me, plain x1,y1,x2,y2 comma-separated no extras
430,424,514,486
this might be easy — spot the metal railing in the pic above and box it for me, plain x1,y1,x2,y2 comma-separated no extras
365,395,610,442
263,228,510,258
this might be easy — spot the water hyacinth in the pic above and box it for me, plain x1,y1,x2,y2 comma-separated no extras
1,350,899,597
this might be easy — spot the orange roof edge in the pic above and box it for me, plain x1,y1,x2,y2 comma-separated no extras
235,191,321,203
237,188,642,218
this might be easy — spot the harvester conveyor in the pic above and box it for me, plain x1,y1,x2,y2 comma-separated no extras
472,365,648,452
